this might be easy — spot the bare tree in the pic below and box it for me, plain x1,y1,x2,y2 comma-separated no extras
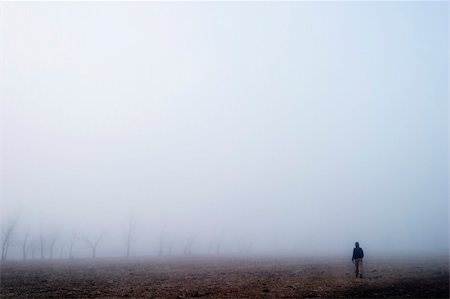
21,230,30,260
183,234,196,255
83,233,104,258
69,230,77,259
39,229,45,259
167,239,174,256
48,232,59,259
159,227,165,256
123,216,136,257
158,228,176,256
1,215,19,261
30,240,38,260
208,230,224,255
59,243,65,260
216,230,224,255
207,234,215,255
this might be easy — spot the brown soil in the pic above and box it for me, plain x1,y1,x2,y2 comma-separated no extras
1,256,448,298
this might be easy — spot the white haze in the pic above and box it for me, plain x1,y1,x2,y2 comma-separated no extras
0,2,448,259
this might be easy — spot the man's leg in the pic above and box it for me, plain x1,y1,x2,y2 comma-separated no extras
359,259,363,278
355,259,362,278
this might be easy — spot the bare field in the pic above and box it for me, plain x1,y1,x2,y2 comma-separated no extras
1,256,448,298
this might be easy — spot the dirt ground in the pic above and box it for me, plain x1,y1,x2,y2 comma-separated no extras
0,256,448,298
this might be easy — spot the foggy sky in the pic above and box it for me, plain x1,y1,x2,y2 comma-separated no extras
0,2,448,258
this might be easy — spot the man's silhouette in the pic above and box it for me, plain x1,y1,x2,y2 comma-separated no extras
352,242,364,278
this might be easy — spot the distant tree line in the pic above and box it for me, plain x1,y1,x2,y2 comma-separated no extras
1,214,230,261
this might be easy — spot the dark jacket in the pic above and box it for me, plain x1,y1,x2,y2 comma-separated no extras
352,247,364,260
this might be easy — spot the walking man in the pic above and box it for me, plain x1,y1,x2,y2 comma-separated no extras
352,242,364,278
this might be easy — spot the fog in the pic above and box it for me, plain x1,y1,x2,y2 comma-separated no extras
0,2,448,260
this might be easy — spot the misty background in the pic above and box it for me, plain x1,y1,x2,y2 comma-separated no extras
0,2,448,259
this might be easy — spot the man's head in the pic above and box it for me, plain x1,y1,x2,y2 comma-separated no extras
355,242,359,248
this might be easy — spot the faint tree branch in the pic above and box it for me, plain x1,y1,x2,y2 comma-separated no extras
48,232,59,259
123,216,136,257
83,233,104,258
1,215,20,261
69,230,77,259
21,229,30,260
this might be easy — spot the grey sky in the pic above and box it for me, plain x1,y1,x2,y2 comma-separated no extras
0,2,448,257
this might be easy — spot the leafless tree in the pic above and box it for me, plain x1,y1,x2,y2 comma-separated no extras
59,243,65,259
167,240,174,256
159,227,175,256
207,234,215,255
1,215,19,261
83,233,104,258
39,229,45,259
208,230,224,255
159,227,165,256
165,235,175,256
216,230,224,255
123,216,136,257
48,232,59,259
21,230,30,260
30,240,38,260
158,228,176,256
183,234,196,255
69,230,77,259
